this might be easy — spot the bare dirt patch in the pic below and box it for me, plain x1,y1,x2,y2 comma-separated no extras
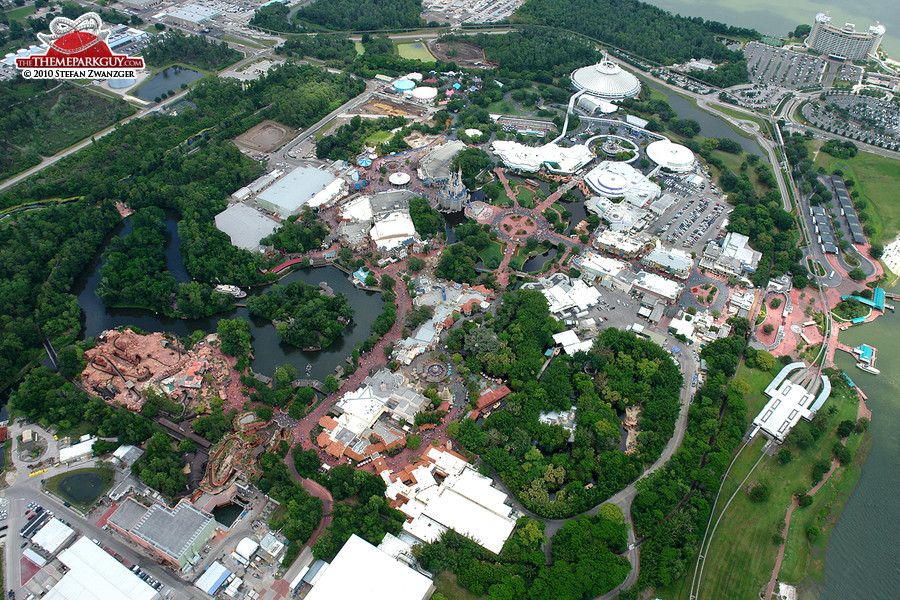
428,40,493,68
233,119,297,153
354,96,426,118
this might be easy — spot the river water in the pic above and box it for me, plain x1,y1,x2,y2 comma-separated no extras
640,0,898,57
72,216,384,382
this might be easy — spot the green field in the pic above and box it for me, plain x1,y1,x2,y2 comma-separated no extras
4,5,37,20
365,130,393,145
813,146,900,246
478,240,503,267
395,42,436,62
434,571,481,600
354,41,365,55
485,100,523,116
515,186,542,208
707,149,771,197
220,35,263,49
660,366,867,600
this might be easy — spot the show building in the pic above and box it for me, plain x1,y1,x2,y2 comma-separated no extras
645,138,696,173
571,52,641,101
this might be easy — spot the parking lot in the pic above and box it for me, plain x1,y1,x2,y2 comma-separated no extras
653,173,729,251
743,42,826,89
802,92,900,148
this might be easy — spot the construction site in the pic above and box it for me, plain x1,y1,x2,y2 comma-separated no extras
232,119,298,154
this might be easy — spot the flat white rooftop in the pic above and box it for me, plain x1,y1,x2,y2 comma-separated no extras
44,538,158,600
32,518,74,555
214,203,280,250
305,535,434,600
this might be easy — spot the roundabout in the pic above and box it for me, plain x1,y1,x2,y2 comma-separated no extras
492,208,548,243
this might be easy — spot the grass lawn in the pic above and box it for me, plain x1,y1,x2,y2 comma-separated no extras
219,35,264,49
365,130,393,145
395,42,436,62
5,5,37,20
434,571,481,600
354,41,365,55
710,103,769,133
707,148,773,197
664,371,866,600
515,186,541,209
478,240,503,267
486,100,523,116
813,145,900,246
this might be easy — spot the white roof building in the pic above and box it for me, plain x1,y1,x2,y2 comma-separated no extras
646,139,696,172
752,363,831,443
577,252,629,282
305,535,434,600
59,437,96,463
522,274,602,316
370,211,418,252
382,448,517,554
235,538,259,561
642,242,694,279
669,316,695,339
571,53,641,100
214,203,280,250
255,166,346,216
194,561,231,597
32,518,75,555
490,141,594,174
552,330,594,355
584,161,660,205
44,538,159,600
632,271,684,305
586,196,650,233
699,232,762,276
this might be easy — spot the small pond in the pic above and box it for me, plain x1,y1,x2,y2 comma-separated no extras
523,247,558,272
212,502,244,527
134,66,203,101
56,470,106,505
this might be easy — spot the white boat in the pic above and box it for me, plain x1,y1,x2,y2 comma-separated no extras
214,284,247,299
856,362,880,375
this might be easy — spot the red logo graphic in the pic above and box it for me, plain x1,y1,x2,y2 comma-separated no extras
16,12,144,79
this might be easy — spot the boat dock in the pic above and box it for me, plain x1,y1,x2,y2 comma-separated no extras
837,343,880,374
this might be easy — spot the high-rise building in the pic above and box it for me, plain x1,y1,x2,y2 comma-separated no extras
806,12,885,60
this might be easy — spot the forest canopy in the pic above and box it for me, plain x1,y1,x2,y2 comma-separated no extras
246,281,354,349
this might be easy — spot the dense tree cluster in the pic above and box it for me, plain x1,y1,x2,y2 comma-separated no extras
511,0,752,86
249,4,303,33
256,452,323,565
312,465,404,560
415,510,629,600
453,147,493,188
0,80,134,178
260,210,329,253
294,0,424,31
409,197,445,238
315,115,408,161
247,282,353,349
631,320,750,587
0,199,120,391
453,324,681,517
820,139,858,159
192,408,237,443
132,431,188,497
435,220,495,284
142,31,241,71
97,207,177,313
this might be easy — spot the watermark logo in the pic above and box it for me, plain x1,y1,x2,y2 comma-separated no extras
16,12,144,80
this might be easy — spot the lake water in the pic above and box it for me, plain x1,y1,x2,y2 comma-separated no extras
73,217,384,381
134,66,204,101
820,310,900,600
641,0,898,57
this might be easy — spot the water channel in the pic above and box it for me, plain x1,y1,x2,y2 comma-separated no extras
134,66,204,101
72,216,384,382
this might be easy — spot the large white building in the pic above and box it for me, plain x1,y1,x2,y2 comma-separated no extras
381,447,518,554
646,139,696,173
752,362,831,443
806,12,886,60
44,538,159,600
584,161,660,205
585,196,651,233
571,53,641,101
522,273,602,317
305,535,435,600
642,242,694,279
632,271,684,305
490,141,594,174
255,166,347,217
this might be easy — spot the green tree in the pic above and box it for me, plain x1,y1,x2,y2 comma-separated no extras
406,434,421,450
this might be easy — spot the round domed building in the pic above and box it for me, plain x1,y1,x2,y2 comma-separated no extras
646,139,696,172
571,52,641,101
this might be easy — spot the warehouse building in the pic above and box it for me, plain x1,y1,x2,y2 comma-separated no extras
108,498,217,570
165,4,219,29
305,535,435,600
43,538,159,600
255,166,347,217
214,203,280,250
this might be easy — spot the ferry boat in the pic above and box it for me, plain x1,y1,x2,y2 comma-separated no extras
214,284,247,299
856,362,881,375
